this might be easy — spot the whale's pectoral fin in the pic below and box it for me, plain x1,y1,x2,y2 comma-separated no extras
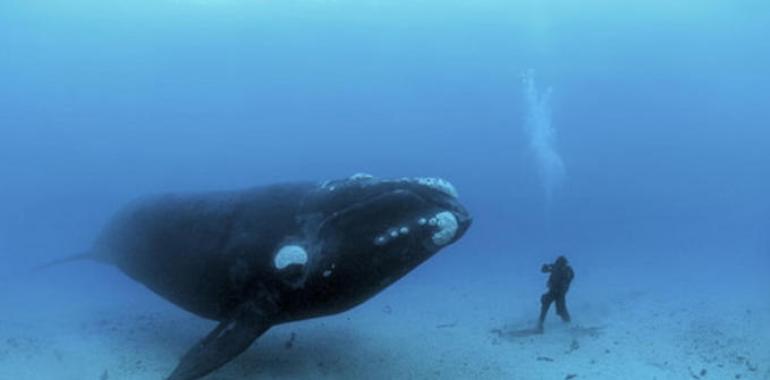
166,304,272,380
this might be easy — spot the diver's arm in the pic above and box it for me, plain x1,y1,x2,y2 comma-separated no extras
541,264,552,273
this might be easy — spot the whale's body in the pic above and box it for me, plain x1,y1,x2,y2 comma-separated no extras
90,174,471,380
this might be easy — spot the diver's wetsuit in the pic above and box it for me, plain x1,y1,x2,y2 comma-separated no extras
538,256,574,331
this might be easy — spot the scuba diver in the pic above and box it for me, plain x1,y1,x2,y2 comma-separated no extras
537,255,574,333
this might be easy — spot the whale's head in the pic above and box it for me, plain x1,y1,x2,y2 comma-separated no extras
278,174,471,314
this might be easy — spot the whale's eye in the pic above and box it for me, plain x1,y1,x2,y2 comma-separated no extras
274,245,308,269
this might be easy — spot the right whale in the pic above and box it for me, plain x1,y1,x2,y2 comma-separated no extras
84,173,472,380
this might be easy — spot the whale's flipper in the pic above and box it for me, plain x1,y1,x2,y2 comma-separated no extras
166,304,272,380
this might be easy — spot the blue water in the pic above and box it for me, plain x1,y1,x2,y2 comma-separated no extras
1,0,769,379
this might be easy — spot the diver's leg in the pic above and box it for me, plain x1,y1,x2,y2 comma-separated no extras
538,292,554,332
555,293,571,323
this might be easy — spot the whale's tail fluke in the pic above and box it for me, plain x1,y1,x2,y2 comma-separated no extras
32,251,97,272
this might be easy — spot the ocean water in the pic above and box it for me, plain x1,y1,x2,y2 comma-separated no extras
1,1,769,379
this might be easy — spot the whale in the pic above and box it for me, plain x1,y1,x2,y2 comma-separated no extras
82,174,471,380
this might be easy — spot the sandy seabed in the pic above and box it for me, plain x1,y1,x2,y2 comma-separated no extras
0,265,768,380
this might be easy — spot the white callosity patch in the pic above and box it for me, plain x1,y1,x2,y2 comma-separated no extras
431,211,458,246
349,173,375,180
322,173,376,192
321,181,337,192
374,225,412,246
374,210,459,247
414,177,459,198
273,245,308,270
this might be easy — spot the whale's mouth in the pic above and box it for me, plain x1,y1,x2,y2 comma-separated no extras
373,209,459,248
313,173,471,254
302,173,472,310
322,174,458,198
